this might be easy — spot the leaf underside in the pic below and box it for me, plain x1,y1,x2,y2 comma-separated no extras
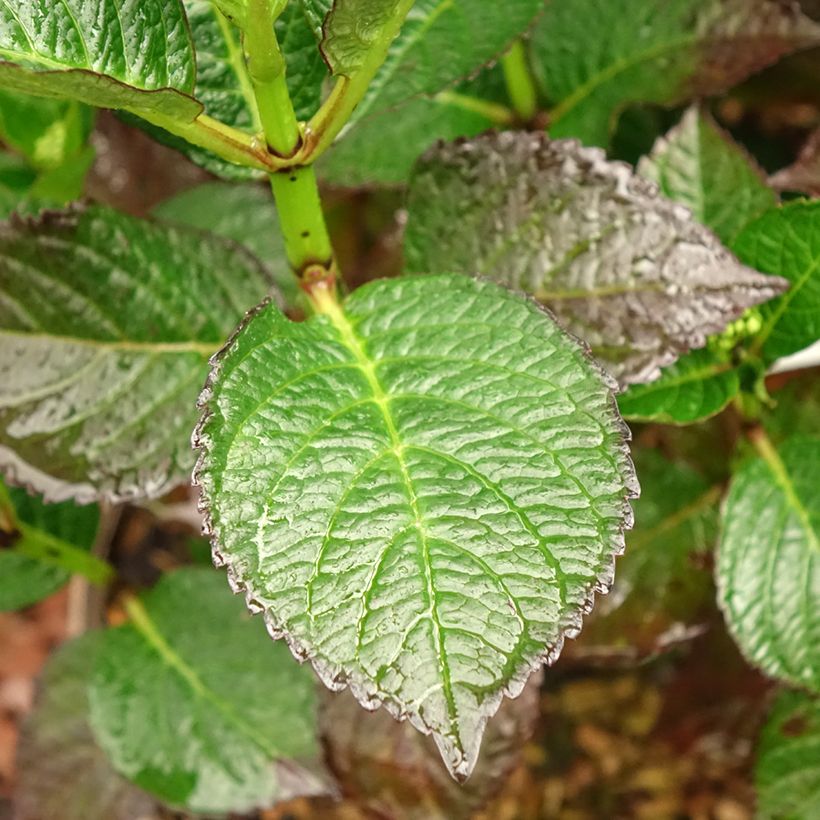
88,569,324,814
717,436,820,690
0,204,272,502
195,273,637,780
405,132,788,386
531,0,820,147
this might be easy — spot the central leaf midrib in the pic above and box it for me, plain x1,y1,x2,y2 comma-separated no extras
321,300,460,746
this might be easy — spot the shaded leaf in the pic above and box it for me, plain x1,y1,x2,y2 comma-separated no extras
618,347,739,424
717,436,820,690
0,478,100,612
195,273,637,780
321,674,541,820
88,568,325,815
405,132,787,385
154,181,299,308
733,201,820,364
531,0,820,148
756,689,820,820
638,107,777,245
0,204,273,503
0,0,200,119
770,128,820,196
16,633,161,820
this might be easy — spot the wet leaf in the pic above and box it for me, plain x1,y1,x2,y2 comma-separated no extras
0,478,101,612
617,347,739,425
405,132,787,385
88,568,326,815
16,633,161,820
638,107,777,245
770,128,820,196
756,689,820,820
531,0,820,147
0,0,200,120
154,181,299,308
717,436,820,690
0,204,273,503
321,674,541,819
195,273,637,780
733,201,820,365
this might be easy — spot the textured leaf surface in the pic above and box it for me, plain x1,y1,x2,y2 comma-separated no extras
328,0,543,124
617,347,739,424
717,436,820,690
195,273,637,780
0,0,200,119
88,568,324,814
154,181,298,307
638,107,777,245
0,478,99,611
321,675,541,820
531,0,820,147
16,633,161,820
756,689,820,820
0,204,272,503
733,201,820,365
580,450,719,655
405,132,788,385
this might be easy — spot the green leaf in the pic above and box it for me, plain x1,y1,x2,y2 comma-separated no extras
733,201,820,364
0,478,101,611
756,689,820,820
154,181,300,308
717,436,820,690
531,0,820,148
195,273,637,780
326,0,543,123
638,106,777,245
405,132,788,386
88,568,325,814
16,633,161,820
0,204,273,503
0,0,201,120
618,347,739,425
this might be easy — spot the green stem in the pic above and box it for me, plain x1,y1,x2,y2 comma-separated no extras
501,40,539,122
435,91,516,126
244,0,336,288
305,0,416,162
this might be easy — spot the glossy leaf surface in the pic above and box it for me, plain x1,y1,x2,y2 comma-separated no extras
405,132,787,385
531,0,820,147
0,0,200,119
195,273,637,780
0,478,100,611
756,689,820,820
638,107,777,245
0,204,272,502
733,201,820,365
617,348,739,425
717,436,820,690
88,568,324,814
16,633,161,820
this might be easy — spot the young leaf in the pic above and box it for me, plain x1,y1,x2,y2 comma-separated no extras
0,478,101,612
16,633,161,820
771,128,820,196
617,347,740,425
733,201,820,365
531,0,820,148
404,132,788,385
0,204,273,503
0,0,200,120
195,273,638,781
154,181,299,307
756,689,820,820
88,568,325,814
638,107,777,246
320,0,544,123
717,436,820,691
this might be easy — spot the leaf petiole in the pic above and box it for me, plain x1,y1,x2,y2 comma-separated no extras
501,40,539,122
